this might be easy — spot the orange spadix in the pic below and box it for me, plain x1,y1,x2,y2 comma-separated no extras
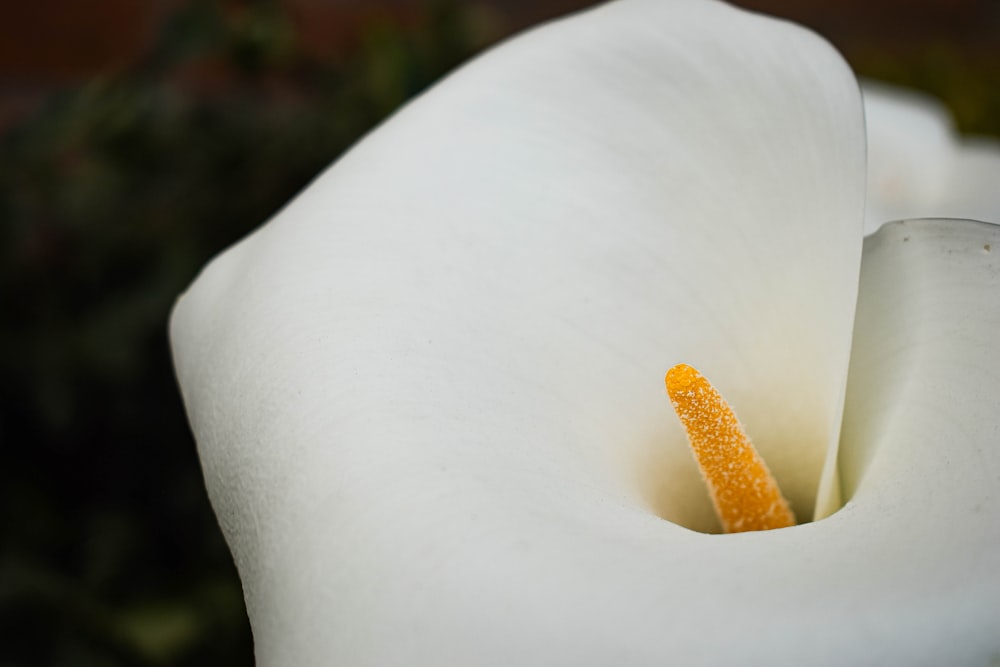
665,363,795,533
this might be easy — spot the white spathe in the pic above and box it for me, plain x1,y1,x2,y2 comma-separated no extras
170,0,1000,664
863,80,1000,232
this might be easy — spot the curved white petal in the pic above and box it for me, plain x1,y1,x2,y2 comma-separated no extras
836,218,1000,661
862,81,1000,231
171,0,865,662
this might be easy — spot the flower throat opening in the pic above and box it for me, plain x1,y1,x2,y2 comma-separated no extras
665,364,795,533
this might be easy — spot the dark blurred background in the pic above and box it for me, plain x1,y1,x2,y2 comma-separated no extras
0,1,996,664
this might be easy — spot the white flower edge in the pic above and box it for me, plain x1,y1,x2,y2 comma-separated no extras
863,80,1000,231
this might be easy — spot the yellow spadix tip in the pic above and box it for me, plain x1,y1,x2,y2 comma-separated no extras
665,363,795,533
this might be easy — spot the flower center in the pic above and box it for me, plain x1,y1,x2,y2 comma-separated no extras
665,364,795,533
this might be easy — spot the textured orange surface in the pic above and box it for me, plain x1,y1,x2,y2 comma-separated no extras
666,364,795,533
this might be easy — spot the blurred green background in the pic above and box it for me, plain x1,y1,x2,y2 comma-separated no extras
0,0,996,664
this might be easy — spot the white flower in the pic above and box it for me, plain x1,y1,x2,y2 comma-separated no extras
863,80,1000,232
170,0,1000,663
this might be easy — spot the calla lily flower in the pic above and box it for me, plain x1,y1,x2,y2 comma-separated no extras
170,0,1000,664
863,80,1000,233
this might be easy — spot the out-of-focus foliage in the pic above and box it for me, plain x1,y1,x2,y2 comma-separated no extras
0,1,492,664
0,0,996,664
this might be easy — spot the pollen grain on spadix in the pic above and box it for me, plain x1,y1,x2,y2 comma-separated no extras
665,363,795,534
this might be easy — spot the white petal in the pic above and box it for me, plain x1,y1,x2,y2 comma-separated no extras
861,81,956,232
835,218,1000,661
939,137,1000,224
171,0,864,662
862,81,1000,231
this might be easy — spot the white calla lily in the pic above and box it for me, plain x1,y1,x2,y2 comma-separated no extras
863,80,1000,232
170,0,1000,663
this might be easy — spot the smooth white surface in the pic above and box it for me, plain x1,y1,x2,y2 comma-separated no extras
171,0,998,664
837,219,1000,663
863,81,1000,231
